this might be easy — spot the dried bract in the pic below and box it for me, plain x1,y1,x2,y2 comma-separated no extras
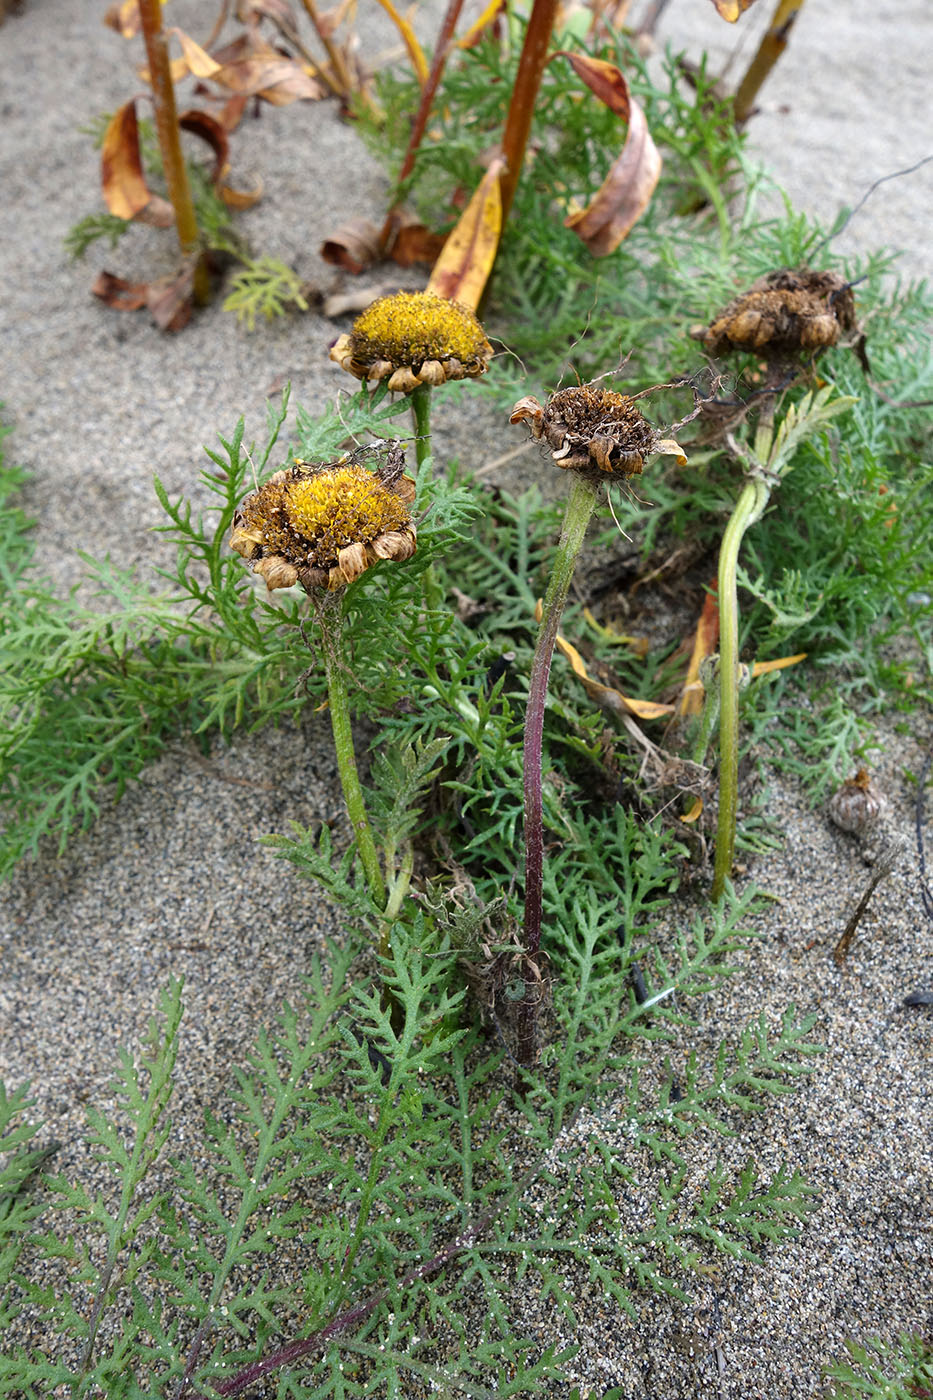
229,449,416,593
510,383,685,480
691,267,857,360
330,289,493,392
827,768,888,836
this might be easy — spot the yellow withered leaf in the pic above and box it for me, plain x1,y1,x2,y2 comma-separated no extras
101,101,152,221
426,159,504,311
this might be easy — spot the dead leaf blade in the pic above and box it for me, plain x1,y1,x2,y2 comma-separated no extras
426,158,503,310
555,52,661,255
100,101,152,221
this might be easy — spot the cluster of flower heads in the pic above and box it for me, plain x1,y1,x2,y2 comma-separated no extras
229,449,416,593
330,289,493,393
232,265,857,591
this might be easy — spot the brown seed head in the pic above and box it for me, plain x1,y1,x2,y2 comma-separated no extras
827,768,888,836
329,289,493,392
691,266,857,359
229,451,417,593
510,384,666,479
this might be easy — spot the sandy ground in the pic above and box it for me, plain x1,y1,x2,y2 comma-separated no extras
0,0,931,1395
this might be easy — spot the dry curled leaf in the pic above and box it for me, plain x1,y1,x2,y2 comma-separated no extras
167,27,322,101
91,261,199,332
91,270,149,311
320,217,384,274
146,262,196,331
425,158,503,310
101,101,152,221
679,581,719,718
320,209,444,275
555,52,661,254
534,603,674,719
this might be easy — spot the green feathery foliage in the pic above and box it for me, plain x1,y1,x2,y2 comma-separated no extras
823,1334,933,1399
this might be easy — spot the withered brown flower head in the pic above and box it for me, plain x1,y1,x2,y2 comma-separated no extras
690,266,857,359
510,384,684,480
229,449,416,593
330,289,493,393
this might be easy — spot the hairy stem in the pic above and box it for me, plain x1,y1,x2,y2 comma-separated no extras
410,384,443,611
137,0,209,303
711,474,770,901
523,476,599,956
319,603,387,910
410,382,433,472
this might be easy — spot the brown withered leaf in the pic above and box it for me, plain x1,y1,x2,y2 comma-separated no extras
679,580,719,718
177,108,229,184
320,217,384,274
205,32,323,101
555,52,661,255
710,0,758,18
92,270,149,311
146,262,196,331
323,284,389,318
166,27,222,79
425,158,503,310
218,94,249,131
103,0,147,37
101,101,152,221
239,0,301,27
390,212,447,267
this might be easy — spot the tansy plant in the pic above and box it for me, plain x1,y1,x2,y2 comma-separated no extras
509,380,698,1061
689,266,859,899
229,445,418,918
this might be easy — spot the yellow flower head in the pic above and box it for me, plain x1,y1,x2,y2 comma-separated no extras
510,385,662,479
229,449,417,593
330,290,493,393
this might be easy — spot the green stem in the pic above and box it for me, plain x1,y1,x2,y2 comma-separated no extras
321,607,387,910
410,384,443,610
410,382,433,472
711,474,770,902
523,475,600,957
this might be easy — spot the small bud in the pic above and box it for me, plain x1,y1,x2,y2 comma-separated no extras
828,769,888,836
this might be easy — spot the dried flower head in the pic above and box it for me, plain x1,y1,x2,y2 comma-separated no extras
510,383,686,480
828,768,888,836
229,448,416,593
690,267,857,360
330,289,493,393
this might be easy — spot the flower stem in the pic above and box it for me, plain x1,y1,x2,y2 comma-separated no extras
137,0,209,304
711,473,770,902
410,384,443,611
410,383,433,472
320,606,387,910
523,475,600,956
